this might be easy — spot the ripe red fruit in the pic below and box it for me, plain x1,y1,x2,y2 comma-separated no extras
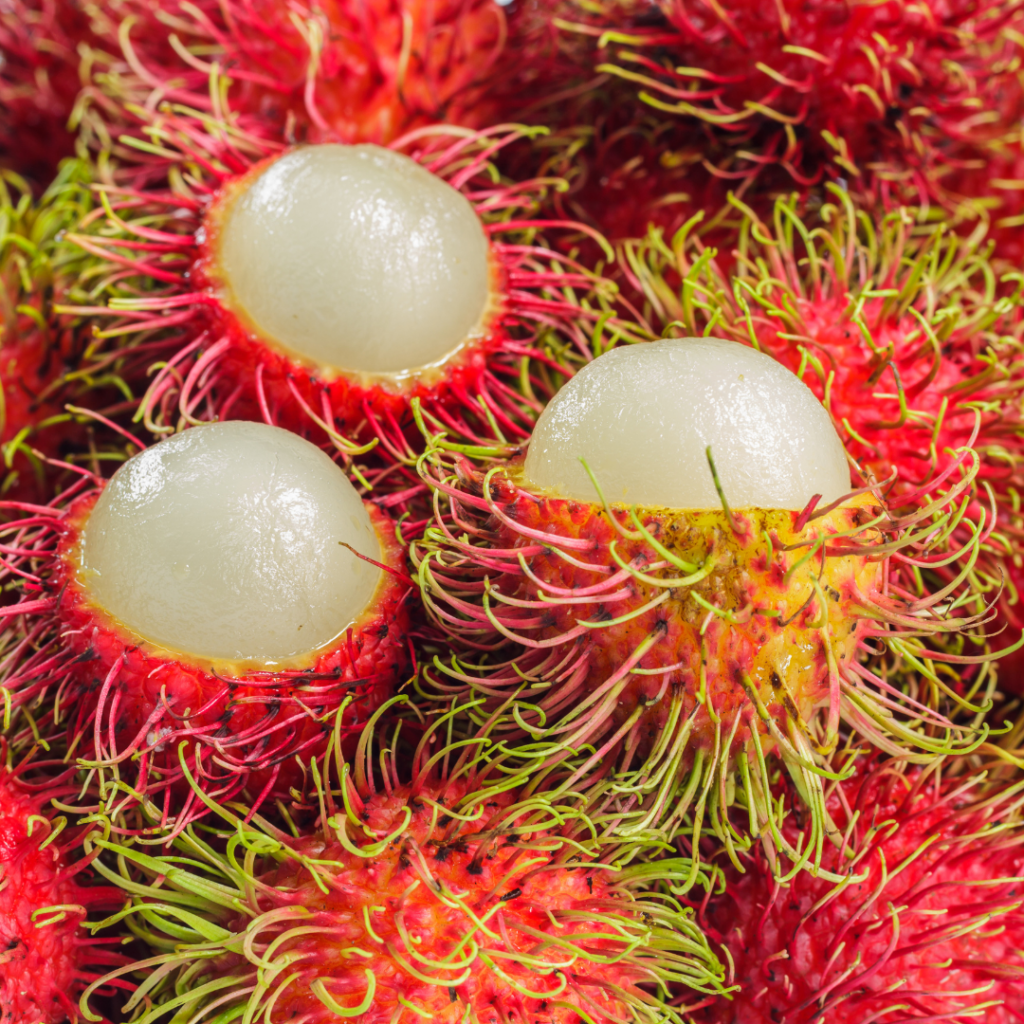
589,0,1024,197
0,759,125,1023
683,759,1024,1023
83,705,728,1022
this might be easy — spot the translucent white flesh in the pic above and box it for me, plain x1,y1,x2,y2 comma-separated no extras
216,144,491,375
523,337,851,510
77,421,383,664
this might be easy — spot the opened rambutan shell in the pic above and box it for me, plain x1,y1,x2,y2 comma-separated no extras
414,432,995,866
84,707,727,1022
59,118,630,493
0,463,412,824
681,759,1024,1023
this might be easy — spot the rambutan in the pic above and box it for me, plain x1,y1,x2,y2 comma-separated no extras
578,0,1024,199
619,188,1024,688
413,336,992,866
74,0,519,150
0,420,411,825
681,758,1024,1023
0,160,127,507
59,113,630,494
0,751,127,1023
81,703,728,1023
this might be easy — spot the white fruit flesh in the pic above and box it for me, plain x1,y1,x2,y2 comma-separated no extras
523,337,851,511
216,144,491,377
77,422,383,664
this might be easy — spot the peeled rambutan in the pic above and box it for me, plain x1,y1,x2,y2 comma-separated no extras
413,335,992,866
81,704,728,1023
60,115,628,490
0,420,411,825
581,0,1024,198
680,758,1024,1023
0,752,127,1023
620,188,1024,689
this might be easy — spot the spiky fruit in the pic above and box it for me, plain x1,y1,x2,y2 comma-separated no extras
621,189,1024,688
0,162,125,507
0,0,95,185
83,704,727,1023
73,0,533,153
681,758,1024,1023
0,421,411,824
414,337,990,865
60,115,629,490
0,758,126,1023
585,0,1024,198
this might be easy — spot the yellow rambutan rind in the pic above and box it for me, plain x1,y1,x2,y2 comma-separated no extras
413,433,998,871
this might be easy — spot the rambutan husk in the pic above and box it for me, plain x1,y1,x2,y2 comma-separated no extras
56,109,636,498
0,457,413,828
677,755,1024,1023
74,0,516,148
561,0,1024,204
411,421,999,874
79,700,729,1023
0,161,140,508
619,187,1024,693
0,738,131,1023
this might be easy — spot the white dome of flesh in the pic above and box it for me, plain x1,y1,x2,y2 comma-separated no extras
523,337,851,511
77,422,383,664
216,144,491,376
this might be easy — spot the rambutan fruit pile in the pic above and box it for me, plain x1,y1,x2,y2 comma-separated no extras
677,757,1024,1023
2,2,1024,1023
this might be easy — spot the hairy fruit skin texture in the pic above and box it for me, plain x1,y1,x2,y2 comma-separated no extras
0,767,121,1024
47,492,411,812
688,764,1024,1023
592,0,1024,194
214,780,648,1024
491,480,882,755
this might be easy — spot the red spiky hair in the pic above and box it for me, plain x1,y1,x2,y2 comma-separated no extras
681,757,1024,1022
0,750,128,1023
82,702,728,1023
0,452,412,829
583,0,1024,200
58,111,630,499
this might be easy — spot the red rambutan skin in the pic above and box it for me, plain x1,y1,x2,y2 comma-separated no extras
0,764,124,1024
213,777,646,1024
0,486,412,820
687,762,1024,1023
587,0,1024,196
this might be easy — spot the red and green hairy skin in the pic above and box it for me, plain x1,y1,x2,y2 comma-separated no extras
0,161,133,508
412,436,994,873
0,0,98,186
619,188,1024,689
0,477,412,828
70,0,563,153
681,759,1024,1023
571,0,1024,200
82,704,728,1024
55,111,636,497
0,758,128,1024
